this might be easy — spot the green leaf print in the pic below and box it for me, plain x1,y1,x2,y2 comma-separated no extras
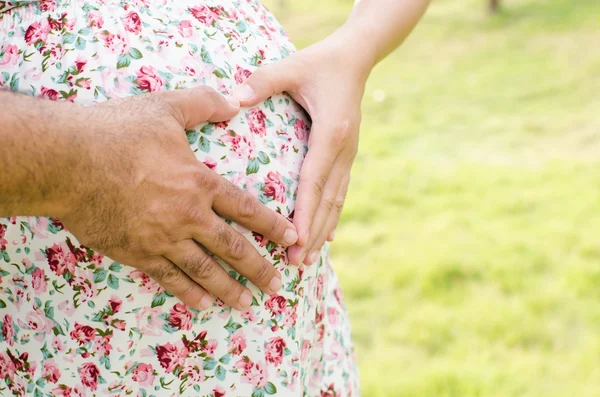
93,268,108,283
129,47,143,59
257,151,270,165
62,32,76,44
107,274,120,289
264,97,275,112
236,20,247,33
0,299,6,308
117,54,131,69
151,292,167,308
200,46,213,64
199,136,211,153
203,358,217,371
109,262,122,272
251,389,265,397
219,353,232,364
265,382,277,395
246,158,260,175
186,129,200,144
215,365,226,381
75,36,87,50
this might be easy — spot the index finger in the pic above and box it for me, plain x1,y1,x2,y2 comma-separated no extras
212,176,298,247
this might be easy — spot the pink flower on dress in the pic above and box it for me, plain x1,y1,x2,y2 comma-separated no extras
122,11,142,35
42,359,61,383
24,19,51,46
168,303,193,330
213,385,226,397
46,242,76,276
265,294,287,316
132,363,155,387
265,336,286,367
320,383,341,397
70,322,96,345
203,157,218,170
32,267,48,293
178,20,194,38
201,339,218,356
98,31,128,55
25,309,51,333
38,0,57,12
129,270,164,294
181,357,205,386
79,362,100,391
220,131,256,159
135,307,163,336
188,5,219,26
228,329,247,355
246,108,267,137
108,296,122,314
240,359,268,388
40,86,60,101
0,351,16,381
2,315,14,346
0,44,18,66
156,342,188,373
234,66,252,84
93,334,113,356
301,340,311,361
294,118,308,140
264,171,287,203
136,66,163,92
88,10,104,29
0,224,7,250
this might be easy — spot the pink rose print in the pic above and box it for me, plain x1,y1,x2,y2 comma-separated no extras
0,44,18,66
189,5,219,26
0,224,7,250
320,383,341,397
213,385,226,397
228,329,247,355
70,323,96,345
45,242,76,276
2,315,14,346
0,352,16,381
132,363,155,387
88,10,104,28
181,358,206,386
178,20,194,38
122,11,142,35
79,362,100,391
221,131,256,159
24,19,51,46
51,386,73,397
265,336,286,367
98,31,128,55
168,303,193,331
32,267,48,293
203,157,218,170
238,359,267,389
40,86,60,101
156,342,188,373
301,340,311,361
294,118,308,140
38,0,57,12
234,65,252,84
264,171,287,203
136,65,163,92
108,296,122,314
135,306,162,336
265,294,287,316
42,359,61,383
246,108,267,137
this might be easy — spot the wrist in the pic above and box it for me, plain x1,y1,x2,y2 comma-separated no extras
325,26,376,82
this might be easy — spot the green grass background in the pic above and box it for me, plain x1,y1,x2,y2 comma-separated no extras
264,0,600,396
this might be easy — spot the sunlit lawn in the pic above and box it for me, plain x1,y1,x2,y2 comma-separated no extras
265,0,600,395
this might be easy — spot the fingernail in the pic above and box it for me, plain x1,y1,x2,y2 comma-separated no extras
239,291,252,309
308,251,319,264
284,228,298,245
232,85,254,102
200,296,212,310
224,95,240,108
268,276,282,293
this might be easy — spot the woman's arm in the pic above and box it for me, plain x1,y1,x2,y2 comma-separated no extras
233,0,430,265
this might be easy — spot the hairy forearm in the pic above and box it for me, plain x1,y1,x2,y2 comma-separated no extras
0,91,88,218
337,0,430,71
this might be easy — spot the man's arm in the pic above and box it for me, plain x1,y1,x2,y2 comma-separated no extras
0,90,86,218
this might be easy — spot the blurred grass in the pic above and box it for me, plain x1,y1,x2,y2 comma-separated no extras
264,0,600,396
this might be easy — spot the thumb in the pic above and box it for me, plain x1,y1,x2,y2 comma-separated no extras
161,86,240,128
232,61,296,106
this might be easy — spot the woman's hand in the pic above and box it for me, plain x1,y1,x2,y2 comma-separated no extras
233,33,372,265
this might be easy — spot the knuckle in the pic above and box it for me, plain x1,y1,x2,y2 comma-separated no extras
194,168,217,190
161,266,183,285
238,194,259,220
333,198,345,213
219,279,239,300
323,197,336,211
228,234,248,261
188,254,216,280
311,175,328,197
253,261,273,284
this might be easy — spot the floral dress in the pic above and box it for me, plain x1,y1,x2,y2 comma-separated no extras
0,1,359,396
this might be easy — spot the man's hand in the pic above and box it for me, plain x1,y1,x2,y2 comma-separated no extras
0,87,298,311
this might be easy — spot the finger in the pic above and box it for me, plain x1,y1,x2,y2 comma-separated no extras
194,216,282,295
327,230,335,242
291,130,337,250
161,86,241,128
142,256,212,311
212,176,298,247
231,59,299,106
304,173,350,263
165,240,253,311
289,159,345,265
